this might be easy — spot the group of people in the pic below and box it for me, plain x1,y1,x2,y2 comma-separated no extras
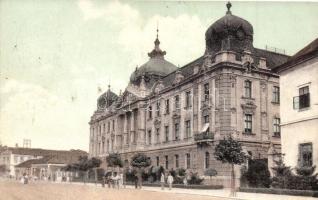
103,172,124,189
160,172,187,190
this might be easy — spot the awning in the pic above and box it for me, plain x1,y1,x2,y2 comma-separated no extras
200,123,209,133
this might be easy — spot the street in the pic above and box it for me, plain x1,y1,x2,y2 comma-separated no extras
0,179,315,200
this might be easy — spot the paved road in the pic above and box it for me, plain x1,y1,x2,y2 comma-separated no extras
0,180,315,200
0,180,229,200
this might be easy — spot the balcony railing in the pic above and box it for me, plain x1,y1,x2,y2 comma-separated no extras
194,132,214,142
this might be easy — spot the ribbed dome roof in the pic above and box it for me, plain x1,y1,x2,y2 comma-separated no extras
130,30,177,85
205,2,254,54
97,86,118,109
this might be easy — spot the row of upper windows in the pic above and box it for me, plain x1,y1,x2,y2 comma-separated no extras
146,120,192,144
244,80,280,103
92,119,116,137
147,81,280,119
244,114,281,137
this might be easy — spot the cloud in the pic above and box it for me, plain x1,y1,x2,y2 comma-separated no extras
77,0,206,73
0,79,89,150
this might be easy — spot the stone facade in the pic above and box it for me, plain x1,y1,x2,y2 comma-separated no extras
89,3,289,187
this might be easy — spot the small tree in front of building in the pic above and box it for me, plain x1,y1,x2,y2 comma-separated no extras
214,136,246,196
130,153,151,188
106,153,123,172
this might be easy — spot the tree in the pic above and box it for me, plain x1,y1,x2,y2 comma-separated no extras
204,168,218,180
294,165,318,190
214,136,246,196
64,156,101,184
130,153,151,188
271,158,294,189
244,159,271,188
106,153,123,168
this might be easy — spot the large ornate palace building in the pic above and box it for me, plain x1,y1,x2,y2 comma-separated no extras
89,3,289,185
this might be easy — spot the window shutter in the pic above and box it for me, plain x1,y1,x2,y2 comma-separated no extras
293,96,299,110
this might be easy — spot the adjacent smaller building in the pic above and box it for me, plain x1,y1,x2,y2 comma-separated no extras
274,38,318,172
0,147,87,178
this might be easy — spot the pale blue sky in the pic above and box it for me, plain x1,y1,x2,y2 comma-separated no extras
0,0,317,151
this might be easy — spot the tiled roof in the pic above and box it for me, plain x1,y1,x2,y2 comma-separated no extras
159,47,288,88
254,48,290,69
15,153,83,168
273,38,318,73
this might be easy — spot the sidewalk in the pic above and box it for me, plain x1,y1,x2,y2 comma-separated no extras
59,181,316,200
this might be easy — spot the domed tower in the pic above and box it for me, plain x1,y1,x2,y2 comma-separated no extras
97,85,118,110
205,2,254,56
129,28,178,89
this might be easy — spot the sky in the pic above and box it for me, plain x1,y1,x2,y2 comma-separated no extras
0,0,317,151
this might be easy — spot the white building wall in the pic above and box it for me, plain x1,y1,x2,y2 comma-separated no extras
280,56,318,171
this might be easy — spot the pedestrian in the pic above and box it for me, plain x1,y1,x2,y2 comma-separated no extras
167,173,174,190
119,173,123,188
183,176,188,187
160,173,165,190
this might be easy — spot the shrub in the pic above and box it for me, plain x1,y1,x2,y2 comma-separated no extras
271,159,295,189
244,159,271,188
294,166,318,190
176,168,186,177
188,172,204,185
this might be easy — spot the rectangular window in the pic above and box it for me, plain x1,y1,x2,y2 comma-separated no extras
244,114,252,133
148,106,152,119
156,128,160,144
165,99,170,114
204,83,210,102
148,130,152,145
185,120,191,138
112,120,115,131
273,86,280,103
185,91,191,108
299,86,310,109
156,156,159,167
175,95,180,110
186,153,191,169
165,126,169,142
244,80,252,98
156,101,160,117
103,123,105,133
108,122,110,132
165,155,169,169
174,123,180,140
299,143,313,167
273,118,280,137
175,155,179,168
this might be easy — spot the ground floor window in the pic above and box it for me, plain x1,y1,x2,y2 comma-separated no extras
175,155,179,168
165,155,169,169
205,152,210,169
186,153,191,169
299,143,313,167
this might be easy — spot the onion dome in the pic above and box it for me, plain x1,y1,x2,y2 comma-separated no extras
130,28,178,86
97,85,118,110
205,2,254,55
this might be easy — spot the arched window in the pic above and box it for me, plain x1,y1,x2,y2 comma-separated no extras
205,152,210,169
244,80,252,98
